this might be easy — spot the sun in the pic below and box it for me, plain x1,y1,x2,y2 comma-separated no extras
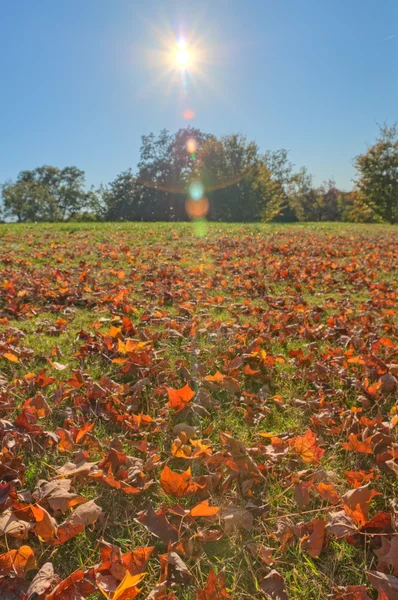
174,39,192,69
175,47,190,68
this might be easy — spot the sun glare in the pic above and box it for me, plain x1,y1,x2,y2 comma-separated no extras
174,40,192,69
175,47,190,67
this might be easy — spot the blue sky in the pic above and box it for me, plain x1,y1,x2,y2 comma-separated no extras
0,0,396,190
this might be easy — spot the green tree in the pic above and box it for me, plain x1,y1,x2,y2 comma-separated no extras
338,190,380,223
136,128,213,221
2,179,61,222
287,167,320,221
354,124,398,223
195,134,284,221
263,149,301,221
2,165,92,222
102,170,142,221
317,180,342,221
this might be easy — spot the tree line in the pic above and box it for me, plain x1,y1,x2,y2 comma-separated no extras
1,124,397,224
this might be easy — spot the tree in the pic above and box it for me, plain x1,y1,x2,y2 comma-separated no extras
102,170,142,221
1,165,92,222
317,180,342,221
338,190,380,223
2,178,61,222
287,167,319,221
354,124,398,223
194,134,284,222
136,128,213,221
263,149,298,221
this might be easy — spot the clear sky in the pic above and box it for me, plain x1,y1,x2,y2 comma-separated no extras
0,0,397,190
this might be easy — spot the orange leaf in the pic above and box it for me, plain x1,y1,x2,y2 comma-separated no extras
3,352,19,363
113,571,146,600
0,545,36,578
341,433,374,454
167,383,195,412
30,504,57,542
197,569,230,600
76,421,95,443
160,465,201,498
292,429,324,464
316,482,340,504
190,500,219,517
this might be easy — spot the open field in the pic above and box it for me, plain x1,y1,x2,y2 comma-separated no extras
0,222,397,599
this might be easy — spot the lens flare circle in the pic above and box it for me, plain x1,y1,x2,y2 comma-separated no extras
183,108,195,120
186,138,197,154
188,181,204,200
186,197,209,219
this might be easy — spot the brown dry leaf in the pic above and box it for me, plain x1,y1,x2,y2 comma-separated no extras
26,562,60,599
294,481,313,509
299,519,326,558
46,567,96,600
220,507,253,534
136,505,178,545
160,551,193,585
327,585,371,599
326,510,357,539
56,455,98,478
24,393,51,418
367,570,398,600
386,460,398,476
259,569,289,599
0,508,33,539
272,518,296,551
247,543,275,566
33,479,87,514
54,500,103,545
375,537,398,575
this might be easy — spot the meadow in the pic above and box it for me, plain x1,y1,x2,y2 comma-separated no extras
0,221,397,600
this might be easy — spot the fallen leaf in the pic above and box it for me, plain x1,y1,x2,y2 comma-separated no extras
197,569,230,600
367,570,398,600
292,429,324,464
160,465,202,498
167,383,195,412
26,562,60,599
0,545,36,578
259,569,289,599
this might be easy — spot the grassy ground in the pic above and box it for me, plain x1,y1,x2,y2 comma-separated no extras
0,221,397,599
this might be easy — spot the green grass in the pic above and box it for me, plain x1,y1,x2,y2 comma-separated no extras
0,221,397,599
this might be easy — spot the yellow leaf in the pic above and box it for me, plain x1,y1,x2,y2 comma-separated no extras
3,352,19,363
112,571,146,600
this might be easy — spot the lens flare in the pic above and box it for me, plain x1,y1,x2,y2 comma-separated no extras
174,40,192,69
183,109,195,120
188,181,204,200
192,218,208,238
175,47,191,68
186,138,197,154
185,197,209,219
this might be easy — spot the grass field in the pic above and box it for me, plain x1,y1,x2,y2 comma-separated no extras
0,222,397,599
